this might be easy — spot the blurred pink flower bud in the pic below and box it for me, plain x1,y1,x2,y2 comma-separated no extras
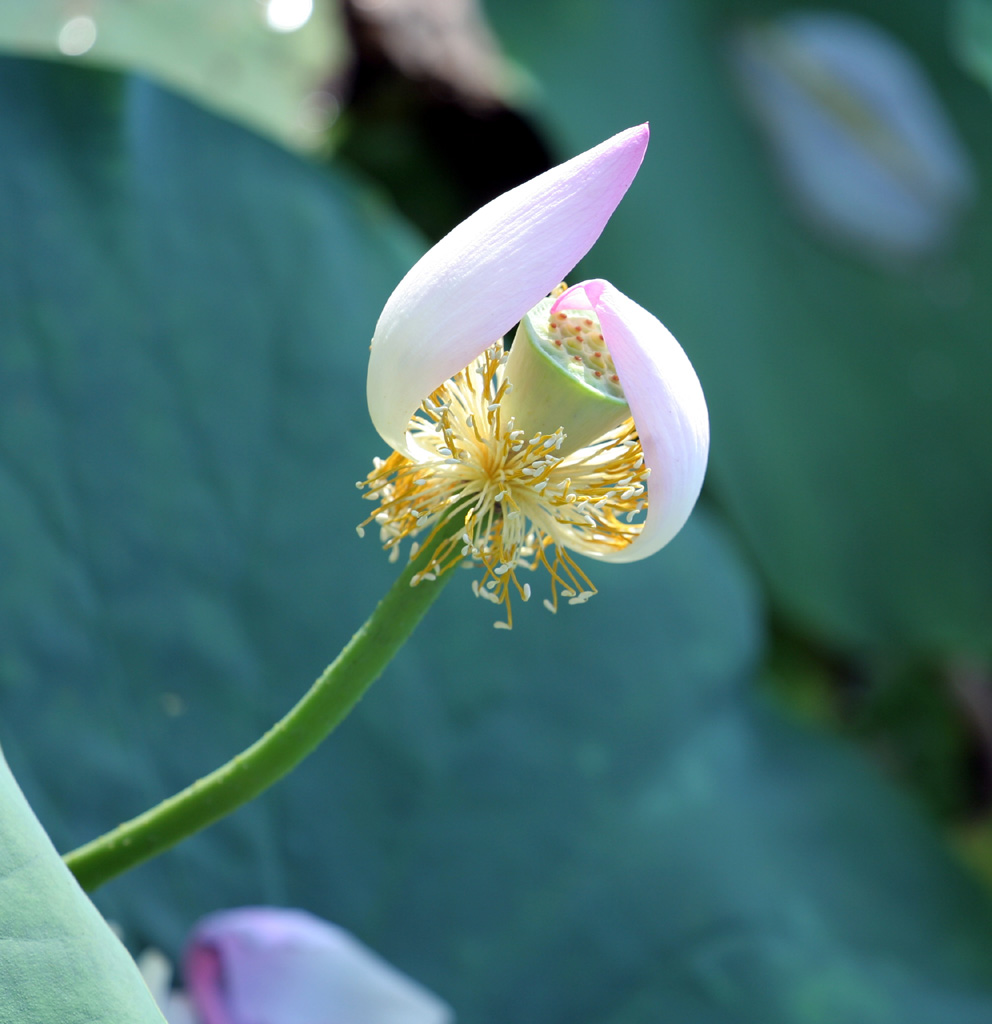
184,907,452,1024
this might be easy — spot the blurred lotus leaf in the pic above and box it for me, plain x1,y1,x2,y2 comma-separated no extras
0,0,346,150
0,746,167,1023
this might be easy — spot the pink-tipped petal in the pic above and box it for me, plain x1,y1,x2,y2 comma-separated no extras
368,125,650,453
184,907,453,1024
549,281,596,316
572,280,709,561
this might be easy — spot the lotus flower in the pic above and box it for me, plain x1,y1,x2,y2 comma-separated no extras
183,907,452,1024
358,125,709,626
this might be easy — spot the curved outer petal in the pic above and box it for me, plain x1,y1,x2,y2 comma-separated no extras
553,280,709,562
368,124,650,454
184,907,453,1024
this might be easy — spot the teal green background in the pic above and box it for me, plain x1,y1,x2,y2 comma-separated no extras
2,0,992,1017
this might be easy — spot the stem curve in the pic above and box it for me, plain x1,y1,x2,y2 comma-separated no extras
64,537,455,892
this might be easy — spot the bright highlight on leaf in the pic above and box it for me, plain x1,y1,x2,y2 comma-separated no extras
57,15,97,56
265,0,314,34
359,126,709,627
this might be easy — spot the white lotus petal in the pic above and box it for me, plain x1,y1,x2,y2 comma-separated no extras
368,124,649,453
551,280,709,562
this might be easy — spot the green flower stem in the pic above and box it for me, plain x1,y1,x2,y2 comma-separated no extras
64,532,457,892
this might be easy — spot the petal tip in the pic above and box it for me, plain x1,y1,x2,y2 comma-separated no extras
608,122,650,174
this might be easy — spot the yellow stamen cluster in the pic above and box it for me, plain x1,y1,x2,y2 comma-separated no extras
357,342,648,628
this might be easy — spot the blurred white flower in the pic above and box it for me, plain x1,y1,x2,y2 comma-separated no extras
138,907,452,1024
136,947,197,1024
731,11,976,261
